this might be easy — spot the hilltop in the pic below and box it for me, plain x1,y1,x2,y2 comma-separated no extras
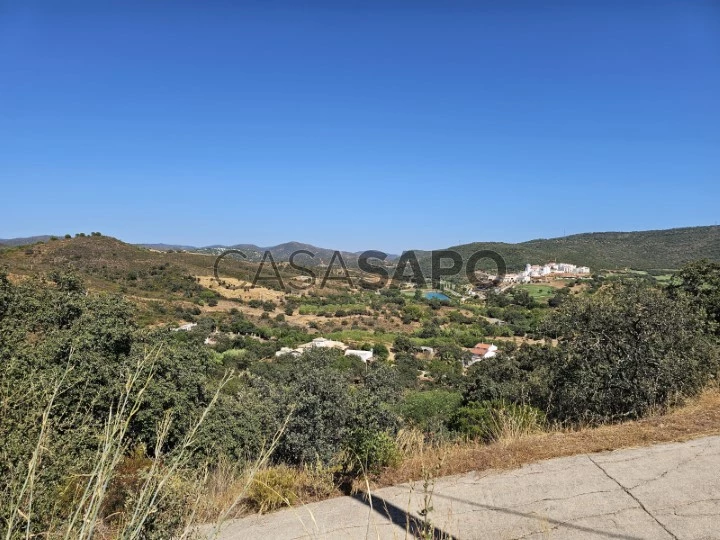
2,225,719,280
416,225,720,272
0,235,55,247
141,225,720,271
0,235,262,305
140,241,390,266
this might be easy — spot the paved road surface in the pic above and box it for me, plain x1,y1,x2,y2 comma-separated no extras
208,435,720,539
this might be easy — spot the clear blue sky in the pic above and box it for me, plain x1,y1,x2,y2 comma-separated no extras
1,1,719,253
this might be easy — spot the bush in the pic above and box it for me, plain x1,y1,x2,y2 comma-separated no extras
449,400,545,442
373,343,389,361
343,429,399,475
463,344,554,406
245,466,300,513
398,389,463,433
543,282,719,423
392,335,415,353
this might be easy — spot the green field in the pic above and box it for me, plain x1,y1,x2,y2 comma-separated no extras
606,269,677,285
298,303,367,315
326,329,397,344
516,284,558,302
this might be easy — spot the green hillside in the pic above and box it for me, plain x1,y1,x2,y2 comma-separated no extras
427,226,720,273
0,235,260,298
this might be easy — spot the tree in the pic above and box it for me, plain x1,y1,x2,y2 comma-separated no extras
416,321,440,338
543,282,718,423
395,353,422,388
398,389,462,432
669,260,720,334
463,343,553,406
511,288,537,308
392,334,415,353
548,288,570,307
273,348,396,466
373,342,389,361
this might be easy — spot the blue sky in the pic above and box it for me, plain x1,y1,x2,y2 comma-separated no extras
1,1,719,253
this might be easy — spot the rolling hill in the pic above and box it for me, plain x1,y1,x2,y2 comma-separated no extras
0,235,264,300
2,226,719,283
424,225,720,272
0,235,55,247
140,241,393,266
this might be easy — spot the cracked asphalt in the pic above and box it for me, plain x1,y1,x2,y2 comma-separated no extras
208,436,720,539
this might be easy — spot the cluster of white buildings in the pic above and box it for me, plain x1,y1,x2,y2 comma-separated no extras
500,262,590,284
524,262,590,277
275,337,374,362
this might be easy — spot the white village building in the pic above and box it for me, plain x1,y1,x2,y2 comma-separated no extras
520,262,590,279
275,337,349,358
173,323,197,332
344,349,374,363
465,342,499,367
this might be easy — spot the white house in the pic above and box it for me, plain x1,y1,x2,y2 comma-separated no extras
275,347,302,358
298,337,348,351
173,323,197,332
344,349,374,363
275,337,348,358
465,342,499,367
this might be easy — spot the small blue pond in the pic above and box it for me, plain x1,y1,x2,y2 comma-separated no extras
425,291,450,301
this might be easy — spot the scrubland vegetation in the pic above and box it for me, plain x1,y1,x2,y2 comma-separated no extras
1,235,720,537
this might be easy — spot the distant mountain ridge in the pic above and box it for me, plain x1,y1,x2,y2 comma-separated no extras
139,241,391,266
3,225,719,271
0,235,54,247
427,225,720,271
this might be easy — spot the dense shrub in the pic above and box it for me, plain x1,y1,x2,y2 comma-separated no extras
272,349,397,466
543,282,719,423
669,260,720,333
463,343,554,406
0,272,273,535
449,400,545,442
397,389,463,433
342,429,399,474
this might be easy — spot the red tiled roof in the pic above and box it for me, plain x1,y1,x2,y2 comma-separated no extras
469,343,496,357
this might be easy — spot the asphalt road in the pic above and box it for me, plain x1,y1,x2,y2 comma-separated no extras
207,435,720,540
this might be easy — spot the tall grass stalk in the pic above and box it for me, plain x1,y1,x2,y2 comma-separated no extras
121,370,234,539
62,347,160,540
4,362,72,540
487,402,545,443
207,409,294,538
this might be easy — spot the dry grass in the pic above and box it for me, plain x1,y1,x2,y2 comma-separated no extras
195,462,338,522
198,276,285,302
196,388,720,520
376,388,720,488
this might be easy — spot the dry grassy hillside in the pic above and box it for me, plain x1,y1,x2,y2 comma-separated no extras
0,235,367,326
